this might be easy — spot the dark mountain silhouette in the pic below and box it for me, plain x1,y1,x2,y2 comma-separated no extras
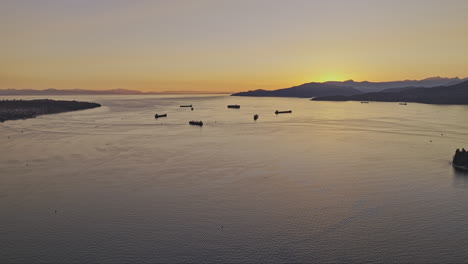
312,80,468,105
324,77,468,93
232,83,362,98
231,77,467,98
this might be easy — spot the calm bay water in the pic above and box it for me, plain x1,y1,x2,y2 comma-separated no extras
1,94,468,263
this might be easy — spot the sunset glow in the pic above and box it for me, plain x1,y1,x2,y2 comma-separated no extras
1,0,468,92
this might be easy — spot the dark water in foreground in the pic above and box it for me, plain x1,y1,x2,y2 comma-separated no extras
1,95,468,263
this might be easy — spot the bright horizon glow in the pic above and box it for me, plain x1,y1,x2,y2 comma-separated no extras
1,0,468,92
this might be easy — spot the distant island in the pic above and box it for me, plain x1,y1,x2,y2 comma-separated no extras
0,88,229,96
0,99,101,122
312,80,468,105
231,77,468,98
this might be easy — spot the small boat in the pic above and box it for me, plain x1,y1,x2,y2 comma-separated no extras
399,102,407,105
361,101,369,104
254,114,259,121
180,105,192,107
154,114,167,119
189,120,203,126
275,110,292,114
227,105,240,109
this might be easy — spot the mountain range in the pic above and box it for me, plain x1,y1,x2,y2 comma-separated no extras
312,80,468,105
232,77,468,98
323,77,468,93
3,77,467,99
0,88,227,96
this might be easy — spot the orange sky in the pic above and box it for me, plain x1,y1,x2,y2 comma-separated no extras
1,0,468,92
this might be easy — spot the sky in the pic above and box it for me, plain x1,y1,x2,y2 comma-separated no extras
1,0,468,92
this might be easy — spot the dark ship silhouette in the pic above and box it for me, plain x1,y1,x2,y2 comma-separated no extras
154,114,167,119
453,148,468,171
189,120,203,126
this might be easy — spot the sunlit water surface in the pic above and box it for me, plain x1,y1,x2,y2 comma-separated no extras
1,95,468,263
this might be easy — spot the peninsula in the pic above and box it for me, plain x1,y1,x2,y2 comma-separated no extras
0,99,101,122
232,83,362,98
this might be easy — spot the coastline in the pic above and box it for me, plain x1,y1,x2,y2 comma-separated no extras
0,99,101,122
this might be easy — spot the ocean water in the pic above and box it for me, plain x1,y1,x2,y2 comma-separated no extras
1,94,468,263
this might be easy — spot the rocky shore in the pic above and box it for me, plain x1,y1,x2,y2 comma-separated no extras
0,99,101,122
